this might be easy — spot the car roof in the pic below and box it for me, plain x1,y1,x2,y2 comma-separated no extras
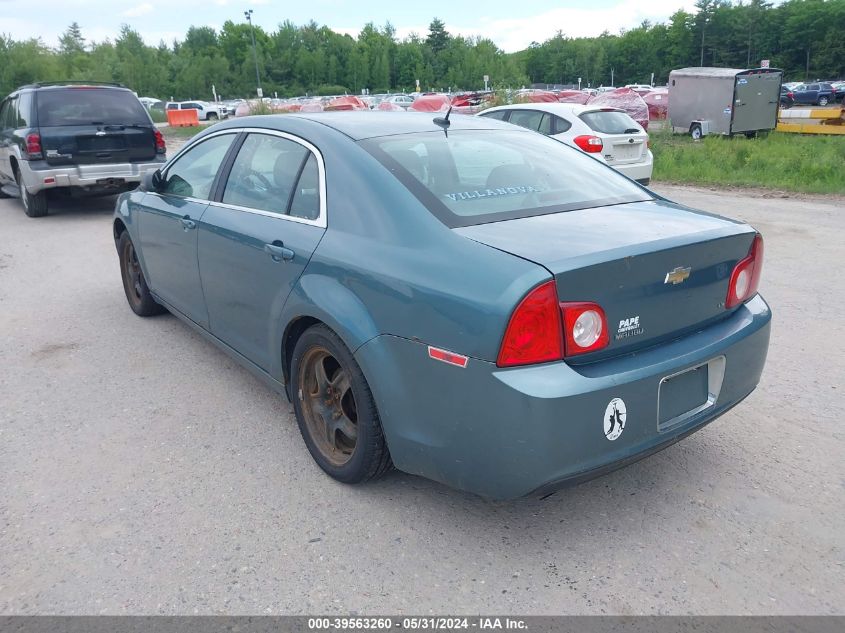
274,111,528,140
480,103,615,116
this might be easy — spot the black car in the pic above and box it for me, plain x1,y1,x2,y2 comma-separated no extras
0,81,166,217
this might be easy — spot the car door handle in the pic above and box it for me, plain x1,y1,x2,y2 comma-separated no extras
180,216,196,230
264,242,294,262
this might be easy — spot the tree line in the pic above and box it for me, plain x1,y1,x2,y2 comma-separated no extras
0,0,843,101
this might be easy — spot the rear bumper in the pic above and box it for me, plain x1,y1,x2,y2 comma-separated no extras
355,294,771,500
18,158,166,194
612,150,654,182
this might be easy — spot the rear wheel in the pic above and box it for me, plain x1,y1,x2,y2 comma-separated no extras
118,232,165,316
291,324,392,484
818,96,829,106
16,169,48,217
690,124,703,140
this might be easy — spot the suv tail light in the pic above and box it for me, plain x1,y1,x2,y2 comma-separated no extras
154,128,166,154
573,135,603,154
497,281,563,367
25,133,43,160
787,91,794,99
560,302,609,357
725,234,764,309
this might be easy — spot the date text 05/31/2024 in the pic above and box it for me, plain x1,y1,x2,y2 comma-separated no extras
307,617,528,630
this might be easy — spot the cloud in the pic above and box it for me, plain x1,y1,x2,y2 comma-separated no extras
122,2,154,17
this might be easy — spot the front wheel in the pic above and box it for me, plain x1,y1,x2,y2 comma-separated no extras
118,232,166,316
206,112,218,120
291,324,392,484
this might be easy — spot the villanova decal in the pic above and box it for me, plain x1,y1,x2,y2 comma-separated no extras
444,185,542,202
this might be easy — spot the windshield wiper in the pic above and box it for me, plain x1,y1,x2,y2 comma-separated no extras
623,128,641,134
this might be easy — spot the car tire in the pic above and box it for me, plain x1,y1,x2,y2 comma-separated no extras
117,231,166,317
207,112,218,120
690,124,703,140
291,324,392,484
818,96,829,106
16,169,48,217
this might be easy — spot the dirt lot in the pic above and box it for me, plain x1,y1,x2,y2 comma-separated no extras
0,185,843,615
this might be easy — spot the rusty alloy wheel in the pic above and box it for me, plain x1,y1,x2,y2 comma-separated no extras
121,238,144,309
298,346,359,466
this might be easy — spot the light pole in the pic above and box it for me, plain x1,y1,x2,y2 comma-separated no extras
244,9,262,97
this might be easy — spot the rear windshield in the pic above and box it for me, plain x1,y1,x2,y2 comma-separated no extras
361,129,651,228
36,88,150,127
579,110,641,134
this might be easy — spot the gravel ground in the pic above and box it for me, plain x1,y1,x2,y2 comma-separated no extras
0,184,842,615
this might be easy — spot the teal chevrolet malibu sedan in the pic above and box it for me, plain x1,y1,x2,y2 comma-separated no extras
113,112,770,499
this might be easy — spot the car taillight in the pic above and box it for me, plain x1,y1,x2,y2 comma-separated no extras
573,135,603,153
560,302,609,357
154,128,166,154
497,280,563,367
25,133,43,159
725,234,764,309
787,91,794,99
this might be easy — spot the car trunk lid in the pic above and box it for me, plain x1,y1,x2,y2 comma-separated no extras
454,200,757,361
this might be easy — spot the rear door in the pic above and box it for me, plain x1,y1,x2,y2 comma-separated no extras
198,131,326,372
732,72,780,133
0,97,13,183
137,132,238,327
35,87,157,166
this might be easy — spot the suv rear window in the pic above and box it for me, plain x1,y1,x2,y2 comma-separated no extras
36,88,150,127
362,129,651,228
579,110,641,134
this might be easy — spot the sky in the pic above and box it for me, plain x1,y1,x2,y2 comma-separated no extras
0,0,700,53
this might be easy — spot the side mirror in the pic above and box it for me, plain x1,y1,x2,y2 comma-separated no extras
141,169,162,192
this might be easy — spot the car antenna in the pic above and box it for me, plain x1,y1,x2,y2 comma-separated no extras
433,106,452,135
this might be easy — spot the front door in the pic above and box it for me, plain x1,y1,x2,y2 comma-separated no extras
198,131,326,372
137,132,237,327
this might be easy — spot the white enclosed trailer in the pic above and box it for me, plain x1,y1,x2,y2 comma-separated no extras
669,67,783,138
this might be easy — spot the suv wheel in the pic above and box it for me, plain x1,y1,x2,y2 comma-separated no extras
16,169,48,217
818,96,829,106
206,112,218,120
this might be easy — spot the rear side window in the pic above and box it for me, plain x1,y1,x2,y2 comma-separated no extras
36,88,150,126
362,129,651,228
552,115,572,133
508,110,545,132
479,110,508,121
16,92,34,127
579,110,641,134
161,134,235,200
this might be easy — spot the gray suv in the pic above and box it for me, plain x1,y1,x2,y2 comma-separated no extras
0,82,166,217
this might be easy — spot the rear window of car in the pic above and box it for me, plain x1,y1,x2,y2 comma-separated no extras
36,88,150,126
361,129,651,228
579,110,641,134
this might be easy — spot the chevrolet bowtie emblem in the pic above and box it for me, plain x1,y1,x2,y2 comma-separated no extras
665,266,691,285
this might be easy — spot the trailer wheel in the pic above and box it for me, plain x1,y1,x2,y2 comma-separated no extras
690,124,703,140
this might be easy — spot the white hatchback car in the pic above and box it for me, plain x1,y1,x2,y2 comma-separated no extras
478,103,653,185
